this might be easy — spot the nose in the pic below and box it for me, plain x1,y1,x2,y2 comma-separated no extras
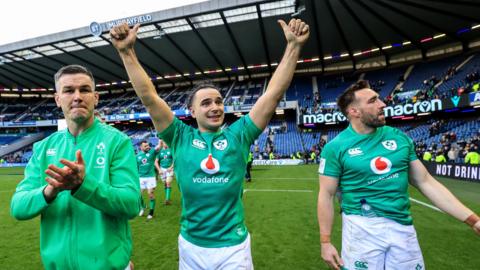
379,99,386,109
211,103,221,112
72,89,83,101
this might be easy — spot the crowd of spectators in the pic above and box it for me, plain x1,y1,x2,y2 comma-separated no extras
0,146,33,164
386,65,480,107
415,122,480,165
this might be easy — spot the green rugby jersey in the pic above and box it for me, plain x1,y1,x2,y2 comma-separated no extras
158,148,173,169
136,148,157,177
319,125,418,225
10,118,140,270
159,115,261,248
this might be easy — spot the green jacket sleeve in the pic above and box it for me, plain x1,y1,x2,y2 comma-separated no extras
10,143,49,220
73,137,140,219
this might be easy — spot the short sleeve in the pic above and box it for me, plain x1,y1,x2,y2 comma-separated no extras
228,115,262,146
158,117,187,150
319,142,342,178
402,132,418,162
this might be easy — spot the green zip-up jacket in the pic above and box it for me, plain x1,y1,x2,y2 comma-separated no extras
10,118,140,270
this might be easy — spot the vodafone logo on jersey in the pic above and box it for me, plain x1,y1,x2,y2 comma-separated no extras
370,156,392,174
200,154,220,174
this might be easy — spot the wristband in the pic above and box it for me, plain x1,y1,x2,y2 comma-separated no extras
465,213,480,227
320,234,331,243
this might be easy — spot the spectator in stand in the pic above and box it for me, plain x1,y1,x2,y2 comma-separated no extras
314,92,321,104
282,121,287,133
269,151,275,160
423,148,433,162
448,146,458,163
465,145,480,165
296,151,303,160
449,132,457,142
435,150,447,163
460,143,469,155
310,150,317,164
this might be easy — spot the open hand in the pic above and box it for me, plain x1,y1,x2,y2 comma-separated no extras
45,150,86,191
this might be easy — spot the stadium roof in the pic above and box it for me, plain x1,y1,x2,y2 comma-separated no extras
0,0,479,94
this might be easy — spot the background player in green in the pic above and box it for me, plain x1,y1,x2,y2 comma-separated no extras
155,140,174,205
111,18,309,269
137,140,161,219
317,80,480,270
10,65,140,270
245,150,254,182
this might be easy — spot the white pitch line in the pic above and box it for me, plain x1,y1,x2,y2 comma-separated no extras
244,189,313,194
254,177,317,181
410,198,443,213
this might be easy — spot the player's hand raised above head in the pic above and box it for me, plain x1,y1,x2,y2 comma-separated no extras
110,23,140,53
278,18,310,47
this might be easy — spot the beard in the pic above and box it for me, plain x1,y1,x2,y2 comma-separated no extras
67,108,94,126
360,111,386,128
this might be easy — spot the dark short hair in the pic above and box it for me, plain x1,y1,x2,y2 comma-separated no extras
54,64,95,91
140,140,149,145
337,80,371,117
187,82,222,109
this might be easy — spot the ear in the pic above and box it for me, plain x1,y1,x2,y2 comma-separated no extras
94,91,99,107
189,106,197,119
54,92,61,108
348,106,360,117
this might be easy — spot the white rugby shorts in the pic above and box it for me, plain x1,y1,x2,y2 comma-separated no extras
139,177,156,190
341,213,424,270
160,168,174,183
178,234,253,270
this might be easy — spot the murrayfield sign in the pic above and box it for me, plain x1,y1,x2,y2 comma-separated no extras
90,14,153,37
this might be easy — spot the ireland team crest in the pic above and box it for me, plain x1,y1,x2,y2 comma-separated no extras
382,140,397,151
213,139,228,151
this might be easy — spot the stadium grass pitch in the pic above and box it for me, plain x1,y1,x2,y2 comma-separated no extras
1,165,479,269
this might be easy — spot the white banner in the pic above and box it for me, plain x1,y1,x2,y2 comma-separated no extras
252,159,304,166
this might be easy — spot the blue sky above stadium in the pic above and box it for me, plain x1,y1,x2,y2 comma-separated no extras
1,0,206,46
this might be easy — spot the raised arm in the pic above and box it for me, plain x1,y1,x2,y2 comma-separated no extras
154,138,162,153
409,159,480,235
249,19,309,130
110,23,173,133
318,175,344,270
154,157,161,175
